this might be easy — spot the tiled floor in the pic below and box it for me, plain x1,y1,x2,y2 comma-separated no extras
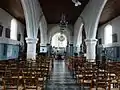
45,59,84,90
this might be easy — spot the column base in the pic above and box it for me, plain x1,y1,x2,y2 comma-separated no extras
86,59,95,63
27,59,36,62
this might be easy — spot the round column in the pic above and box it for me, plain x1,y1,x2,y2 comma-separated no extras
26,37,38,60
66,44,69,56
85,39,97,62
47,43,51,56
69,44,74,56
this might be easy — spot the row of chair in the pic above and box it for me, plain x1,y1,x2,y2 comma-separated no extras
0,56,53,90
67,56,120,90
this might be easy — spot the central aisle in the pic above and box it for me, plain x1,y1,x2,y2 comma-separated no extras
45,59,81,90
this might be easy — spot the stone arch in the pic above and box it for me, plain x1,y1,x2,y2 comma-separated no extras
48,24,72,44
78,0,108,61
76,17,84,47
76,24,87,54
39,15,48,46
51,32,67,47
74,16,86,54
21,0,44,59
81,0,108,39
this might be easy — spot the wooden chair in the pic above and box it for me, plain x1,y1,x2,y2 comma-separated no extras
0,77,5,90
95,68,109,90
82,63,96,90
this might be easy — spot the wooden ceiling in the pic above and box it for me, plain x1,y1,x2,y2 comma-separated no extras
100,0,120,25
39,0,89,24
0,0,24,24
0,0,120,25
0,0,89,24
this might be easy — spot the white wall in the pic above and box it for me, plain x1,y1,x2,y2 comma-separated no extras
0,8,25,60
0,8,25,44
97,16,120,47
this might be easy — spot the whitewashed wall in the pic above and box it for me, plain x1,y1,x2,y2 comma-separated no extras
97,16,120,47
0,8,25,44
0,8,25,60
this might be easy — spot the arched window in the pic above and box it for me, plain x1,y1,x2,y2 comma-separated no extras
10,19,17,40
104,24,112,44
51,33,67,47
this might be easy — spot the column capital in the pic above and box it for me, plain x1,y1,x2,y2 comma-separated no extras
85,39,98,45
85,39,98,62
40,43,47,46
25,37,38,60
25,37,38,44
85,39,98,42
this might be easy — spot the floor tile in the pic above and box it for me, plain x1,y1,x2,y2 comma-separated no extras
45,60,81,90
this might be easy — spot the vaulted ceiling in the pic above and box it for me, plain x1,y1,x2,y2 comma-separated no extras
0,0,120,26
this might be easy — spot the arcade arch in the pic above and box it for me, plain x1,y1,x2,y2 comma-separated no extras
48,25,72,44
51,32,67,48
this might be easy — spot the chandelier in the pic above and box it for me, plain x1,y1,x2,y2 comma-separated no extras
58,14,68,42
59,14,68,30
72,0,81,6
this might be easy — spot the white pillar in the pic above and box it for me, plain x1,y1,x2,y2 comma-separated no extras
73,46,77,54
39,15,48,47
26,38,38,60
69,44,74,56
81,0,107,39
21,0,42,60
73,45,80,56
66,45,69,56
76,46,80,56
85,39,97,62
47,43,51,56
